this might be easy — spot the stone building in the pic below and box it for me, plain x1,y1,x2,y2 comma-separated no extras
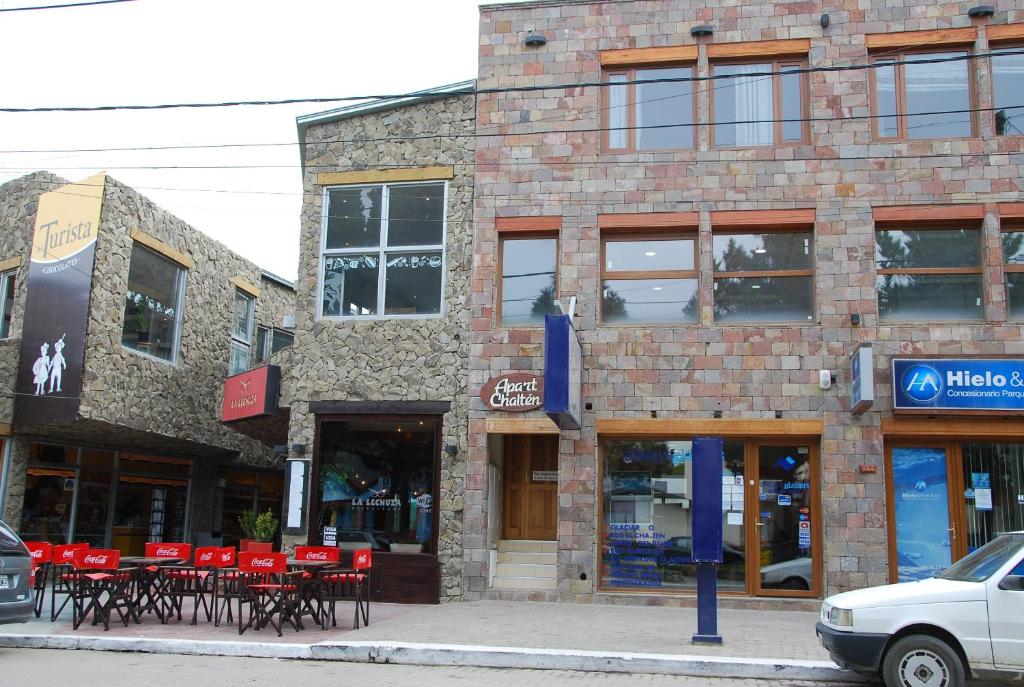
465,0,1024,605
275,83,475,603
0,171,296,553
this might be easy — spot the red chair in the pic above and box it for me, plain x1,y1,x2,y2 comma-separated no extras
68,549,137,631
138,542,191,621
236,551,303,637
143,542,192,563
292,546,339,626
321,548,372,630
22,542,52,618
213,547,239,626
294,546,340,563
50,543,89,621
162,546,219,624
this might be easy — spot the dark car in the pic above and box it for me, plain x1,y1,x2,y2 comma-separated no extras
0,519,33,625
658,536,746,581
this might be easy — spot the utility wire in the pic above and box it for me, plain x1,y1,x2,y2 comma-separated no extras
0,0,133,11
0,49,1020,113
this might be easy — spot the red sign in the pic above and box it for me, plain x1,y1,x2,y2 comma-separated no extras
221,364,281,422
480,373,543,412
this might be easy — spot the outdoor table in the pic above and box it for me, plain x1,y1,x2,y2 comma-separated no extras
120,556,187,622
285,559,333,629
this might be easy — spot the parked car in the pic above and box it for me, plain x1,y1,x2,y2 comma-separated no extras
816,532,1024,687
0,519,33,625
760,556,812,590
334,529,392,551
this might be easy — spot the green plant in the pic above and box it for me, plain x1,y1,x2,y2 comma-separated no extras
239,508,279,543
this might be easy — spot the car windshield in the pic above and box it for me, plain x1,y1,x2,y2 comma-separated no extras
937,533,1024,582
0,520,27,555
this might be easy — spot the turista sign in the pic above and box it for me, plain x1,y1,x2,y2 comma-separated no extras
480,372,543,412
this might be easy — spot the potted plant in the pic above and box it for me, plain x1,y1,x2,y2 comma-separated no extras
238,508,278,552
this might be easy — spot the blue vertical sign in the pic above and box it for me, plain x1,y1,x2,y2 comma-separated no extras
892,447,952,582
543,314,582,430
691,436,723,645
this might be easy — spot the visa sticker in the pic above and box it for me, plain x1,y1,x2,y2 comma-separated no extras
777,494,792,506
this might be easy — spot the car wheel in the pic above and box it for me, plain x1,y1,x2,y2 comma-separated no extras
780,576,809,590
882,634,965,687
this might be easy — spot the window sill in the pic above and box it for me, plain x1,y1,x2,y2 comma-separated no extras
878,319,989,325
317,313,446,322
711,141,809,151
599,321,700,328
121,344,178,367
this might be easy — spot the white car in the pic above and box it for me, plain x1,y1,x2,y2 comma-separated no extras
816,532,1024,687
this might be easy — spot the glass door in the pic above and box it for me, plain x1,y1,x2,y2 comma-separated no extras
887,445,957,582
752,443,818,597
960,442,1024,554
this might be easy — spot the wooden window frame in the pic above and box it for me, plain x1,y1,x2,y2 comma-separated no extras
869,48,978,142
1001,218,1024,320
599,230,699,326
708,57,810,148
0,268,16,340
989,41,1024,137
711,227,815,323
602,64,698,153
497,230,560,328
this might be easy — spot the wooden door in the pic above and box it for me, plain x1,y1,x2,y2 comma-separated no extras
502,435,558,540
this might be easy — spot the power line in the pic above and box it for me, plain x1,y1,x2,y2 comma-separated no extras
0,0,134,11
0,49,1019,113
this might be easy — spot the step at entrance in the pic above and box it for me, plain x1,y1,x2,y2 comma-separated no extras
492,540,557,591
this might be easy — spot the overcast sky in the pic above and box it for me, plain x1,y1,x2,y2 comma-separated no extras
0,0,513,281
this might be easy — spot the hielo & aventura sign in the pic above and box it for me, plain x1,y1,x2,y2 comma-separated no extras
480,372,543,412
893,358,1024,412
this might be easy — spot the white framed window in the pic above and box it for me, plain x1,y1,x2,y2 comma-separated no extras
229,289,255,375
319,181,447,319
0,269,15,339
121,243,186,363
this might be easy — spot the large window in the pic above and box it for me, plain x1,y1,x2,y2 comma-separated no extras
872,51,973,140
601,235,698,324
320,182,446,318
712,60,807,146
500,235,558,326
1002,227,1024,319
0,268,15,339
121,243,186,362
229,289,255,375
712,232,814,322
992,46,1024,136
876,226,983,321
606,66,695,151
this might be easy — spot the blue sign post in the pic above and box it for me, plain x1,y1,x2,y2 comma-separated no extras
691,436,724,645
892,359,1024,412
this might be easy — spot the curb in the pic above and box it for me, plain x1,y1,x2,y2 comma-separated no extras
0,634,867,682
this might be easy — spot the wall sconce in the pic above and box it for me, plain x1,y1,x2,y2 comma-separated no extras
820,13,830,29
524,33,547,47
291,443,306,456
967,5,995,18
445,444,458,457
850,313,862,326
690,25,714,38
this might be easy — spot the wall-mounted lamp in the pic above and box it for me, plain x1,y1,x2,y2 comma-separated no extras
690,25,714,38
273,444,288,458
291,443,306,456
820,13,830,29
524,33,547,47
850,313,862,326
967,5,995,18
445,444,458,457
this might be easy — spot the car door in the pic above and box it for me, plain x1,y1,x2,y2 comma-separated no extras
988,554,1024,669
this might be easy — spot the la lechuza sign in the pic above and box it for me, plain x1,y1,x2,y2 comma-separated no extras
480,372,543,412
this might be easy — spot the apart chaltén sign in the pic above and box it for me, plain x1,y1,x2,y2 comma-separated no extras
221,365,282,422
892,358,1024,412
480,372,543,412
14,173,106,427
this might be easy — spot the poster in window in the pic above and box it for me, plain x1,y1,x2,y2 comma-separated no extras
892,447,953,582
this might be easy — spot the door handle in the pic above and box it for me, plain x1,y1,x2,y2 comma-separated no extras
755,521,765,527
948,526,956,541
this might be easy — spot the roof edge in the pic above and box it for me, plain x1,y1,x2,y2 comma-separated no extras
296,79,475,129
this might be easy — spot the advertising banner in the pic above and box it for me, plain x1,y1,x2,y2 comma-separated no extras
891,447,952,582
543,314,581,430
221,365,281,422
850,344,874,414
893,358,1024,412
14,174,106,427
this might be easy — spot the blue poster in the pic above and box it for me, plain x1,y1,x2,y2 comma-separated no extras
892,447,952,582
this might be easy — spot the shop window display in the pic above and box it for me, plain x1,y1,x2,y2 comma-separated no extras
317,419,437,554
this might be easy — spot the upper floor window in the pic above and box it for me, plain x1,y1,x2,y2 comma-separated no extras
122,243,186,363
872,51,973,140
875,226,983,321
713,232,814,322
0,269,15,339
992,46,1024,136
320,182,445,318
499,234,558,326
601,235,698,324
1002,226,1024,319
606,66,695,151
255,326,294,364
712,60,807,146
229,289,254,375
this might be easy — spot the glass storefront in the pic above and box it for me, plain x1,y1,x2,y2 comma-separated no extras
17,443,192,552
600,437,819,596
315,418,438,553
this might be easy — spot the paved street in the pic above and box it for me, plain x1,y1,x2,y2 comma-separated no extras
0,649,865,687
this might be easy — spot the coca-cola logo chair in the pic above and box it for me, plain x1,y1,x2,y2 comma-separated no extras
290,546,339,627
161,546,221,626
22,541,53,619
320,548,373,631
49,543,89,622
68,548,138,631
212,547,240,627
236,551,305,637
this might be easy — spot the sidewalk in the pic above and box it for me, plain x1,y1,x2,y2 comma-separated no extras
0,598,863,682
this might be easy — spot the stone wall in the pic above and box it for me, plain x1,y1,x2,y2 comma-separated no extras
284,94,475,600
470,0,1024,599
